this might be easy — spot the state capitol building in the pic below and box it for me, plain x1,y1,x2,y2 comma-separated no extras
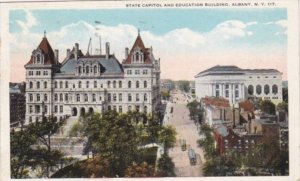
24,32,161,124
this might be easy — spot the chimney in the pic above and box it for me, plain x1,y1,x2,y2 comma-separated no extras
67,49,70,57
125,47,129,59
106,42,110,59
54,49,59,64
75,43,79,60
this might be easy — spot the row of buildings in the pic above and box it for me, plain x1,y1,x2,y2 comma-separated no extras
24,32,161,124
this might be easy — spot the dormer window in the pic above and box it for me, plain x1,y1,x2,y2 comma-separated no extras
33,49,44,64
36,54,41,63
132,49,143,63
135,52,139,61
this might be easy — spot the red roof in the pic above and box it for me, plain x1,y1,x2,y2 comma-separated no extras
239,100,254,112
202,96,230,108
123,35,152,64
26,37,56,65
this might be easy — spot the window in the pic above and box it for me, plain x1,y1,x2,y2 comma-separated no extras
128,106,132,112
235,90,239,98
264,85,270,95
144,81,147,88
43,71,48,76
94,66,97,74
216,90,219,97
29,82,33,89
216,84,219,89
35,105,40,114
108,106,111,111
144,93,147,101
76,94,80,102
36,71,41,76
54,81,58,88
248,85,254,95
92,94,96,102
78,66,82,75
113,81,116,88
127,70,132,75
144,106,147,113
119,93,122,102
65,81,68,88
256,85,262,95
29,94,33,102
36,54,40,63
86,66,89,74
113,93,117,101
86,81,89,88
37,94,40,101
108,81,111,88
84,94,88,102
44,105,47,114
29,105,33,113
136,81,140,88
65,94,68,101
108,93,111,102
44,81,47,89
99,96,102,101
136,93,140,102
37,81,40,89
54,94,58,101
225,84,229,89
143,69,148,74
119,106,122,113
136,105,140,112
78,81,81,88
119,81,122,88
60,81,63,89
135,70,140,75
113,105,117,111
44,94,48,101
135,52,139,61
60,106,63,113
128,93,132,102
94,81,97,88
128,81,132,88
272,84,278,94
225,90,229,98
60,93,63,101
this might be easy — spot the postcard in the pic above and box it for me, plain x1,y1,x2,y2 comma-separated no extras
0,0,299,181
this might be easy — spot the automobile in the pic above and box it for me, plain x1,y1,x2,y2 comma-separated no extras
180,139,187,151
188,148,197,165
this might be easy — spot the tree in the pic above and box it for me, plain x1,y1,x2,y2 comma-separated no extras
282,87,288,103
158,125,177,154
11,116,64,178
277,101,288,113
156,153,176,177
259,100,276,115
177,80,190,92
125,162,155,177
161,90,171,101
187,100,203,123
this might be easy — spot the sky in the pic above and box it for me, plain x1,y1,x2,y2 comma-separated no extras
9,8,287,82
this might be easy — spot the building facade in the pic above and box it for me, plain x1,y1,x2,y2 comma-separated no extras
195,65,283,106
24,33,161,124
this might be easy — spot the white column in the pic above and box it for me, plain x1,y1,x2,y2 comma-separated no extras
241,83,244,99
212,84,215,97
223,84,226,98
232,84,236,104
238,84,242,99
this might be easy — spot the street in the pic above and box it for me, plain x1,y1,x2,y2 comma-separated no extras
164,90,205,177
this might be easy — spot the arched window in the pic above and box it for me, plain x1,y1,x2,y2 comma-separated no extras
94,66,97,74
37,94,40,101
60,81,63,89
113,81,116,88
108,93,111,102
78,81,82,88
135,52,139,61
84,94,88,102
65,81,68,88
256,85,262,95
78,66,82,75
54,81,57,88
86,66,89,74
86,81,89,88
144,93,147,101
113,93,117,101
136,81,140,88
272,85,278,94
36,54,40,63
60,93,63,101
119,81,122,88
29,94,33,102
54,93,58,101
264,85,270,95
37,81,40,89
44,81,47,89
128,93,132,102
29,82,33,89
44,94,47,101
94,81,97,88
144,106,147,114
248,85,254,95
128,105,132,112
128,81,131,88
119,93,122,102
144,81,147,88
65,94,68,101
108,81,111,88
76,94,80,102
119,106,122,113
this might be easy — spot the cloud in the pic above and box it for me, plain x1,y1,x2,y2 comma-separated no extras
16,10,37,33
275,20,287,28
10,16,286,82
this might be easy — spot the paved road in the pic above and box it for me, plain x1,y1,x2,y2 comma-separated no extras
164,91,204,177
